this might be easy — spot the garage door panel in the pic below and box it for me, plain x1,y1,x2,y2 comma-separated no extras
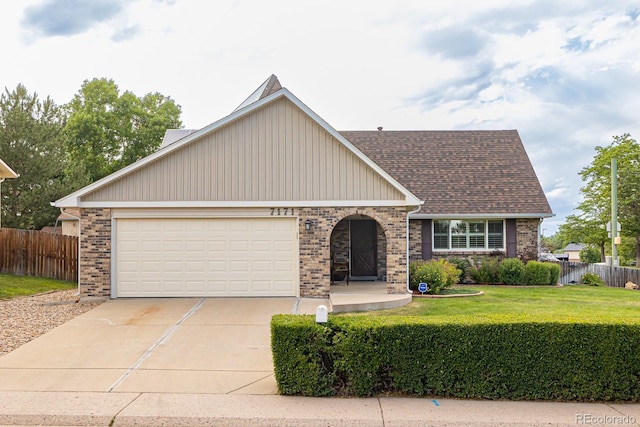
142,221,163,232
230,280,249,293
115,218,298,297
275,280,295,291
231,221,250,232
207,240,227,252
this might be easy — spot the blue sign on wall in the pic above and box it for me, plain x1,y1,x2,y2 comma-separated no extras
418,282,428,293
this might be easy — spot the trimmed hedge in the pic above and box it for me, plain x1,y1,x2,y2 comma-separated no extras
523,261,551,285
272,314,640,401
498,258,524,285
547,262,561,285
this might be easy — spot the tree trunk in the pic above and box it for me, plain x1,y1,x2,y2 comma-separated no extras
636,235,640,267
600,243,606,263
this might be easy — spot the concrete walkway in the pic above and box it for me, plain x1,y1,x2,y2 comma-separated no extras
2,392,640,426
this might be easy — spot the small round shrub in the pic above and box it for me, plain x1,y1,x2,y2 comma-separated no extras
409,259,461,294
523,261,551,286
469,257,500,284
498,258,524,285
448,257,471,283
545,262,561,285
582,272,605,286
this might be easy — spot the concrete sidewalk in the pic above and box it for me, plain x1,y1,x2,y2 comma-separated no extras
1,391,640,426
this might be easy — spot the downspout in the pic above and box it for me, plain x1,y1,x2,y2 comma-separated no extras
538,218,543,258
406,202,424,293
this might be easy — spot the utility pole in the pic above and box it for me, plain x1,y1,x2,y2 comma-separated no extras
611,158,618,266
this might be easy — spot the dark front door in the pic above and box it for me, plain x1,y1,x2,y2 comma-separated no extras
350,220,377,277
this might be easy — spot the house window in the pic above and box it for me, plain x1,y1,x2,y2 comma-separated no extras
433,220,504,250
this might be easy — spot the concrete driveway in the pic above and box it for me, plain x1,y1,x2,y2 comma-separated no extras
0,298,301,394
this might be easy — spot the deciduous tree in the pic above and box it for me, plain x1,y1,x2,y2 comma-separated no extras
565,134,640,265
64,78,182,182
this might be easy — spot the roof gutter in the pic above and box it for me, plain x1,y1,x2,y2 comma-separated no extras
410,213,555,219
406,202,424,293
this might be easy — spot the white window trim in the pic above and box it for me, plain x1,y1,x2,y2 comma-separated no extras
433,219,506,251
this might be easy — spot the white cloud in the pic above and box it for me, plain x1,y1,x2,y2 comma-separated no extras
2,0,640,234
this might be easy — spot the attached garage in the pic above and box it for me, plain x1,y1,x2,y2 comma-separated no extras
55,76,423,299
114,217,299,298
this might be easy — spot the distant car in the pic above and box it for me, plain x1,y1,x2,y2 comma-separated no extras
539,253,561,262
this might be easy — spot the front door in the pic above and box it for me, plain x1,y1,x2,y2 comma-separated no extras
350,220,377,278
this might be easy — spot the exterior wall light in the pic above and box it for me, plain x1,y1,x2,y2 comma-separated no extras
305,219,312,231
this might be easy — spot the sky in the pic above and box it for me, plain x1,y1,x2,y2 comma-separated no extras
2,0,640,235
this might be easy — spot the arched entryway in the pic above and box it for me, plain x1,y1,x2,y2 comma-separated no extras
329,214,387,286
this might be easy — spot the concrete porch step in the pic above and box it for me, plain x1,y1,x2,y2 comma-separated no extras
329,292,412,313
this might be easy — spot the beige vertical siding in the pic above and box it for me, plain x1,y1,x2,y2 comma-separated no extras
82,97,405,203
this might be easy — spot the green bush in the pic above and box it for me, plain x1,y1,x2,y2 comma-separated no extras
523,261,551,285
546,262,561,285
270,315,337,396
469,257,500,284
448,257,471,283
579,246,601,263
272,314,640,400
409,259,460,294
498,258,524,285
582,272,605,286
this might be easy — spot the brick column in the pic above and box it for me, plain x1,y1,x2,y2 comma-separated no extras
298,206,408,298
79,208,112,297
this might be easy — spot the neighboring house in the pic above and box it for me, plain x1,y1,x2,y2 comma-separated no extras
0,157,19,228
54,75,553,299
56,209,81,237
563,243,587,262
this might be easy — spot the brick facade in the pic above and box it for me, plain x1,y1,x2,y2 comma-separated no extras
78,206,409,298
300,206,408,297
408,220,423,262
79,208,112,297
516,218,540,262
76,208,540,299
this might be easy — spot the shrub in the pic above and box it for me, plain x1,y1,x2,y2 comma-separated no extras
409,259,460,294
579,246,601,263
448,257,471,283
469,257,500,284
546,262,561,285
582,272,605,286
272,314,640,400
523,261,551,286
498,258,525,285
270,315,337,396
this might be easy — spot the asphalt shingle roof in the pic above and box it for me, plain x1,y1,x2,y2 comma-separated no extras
340,129,552,216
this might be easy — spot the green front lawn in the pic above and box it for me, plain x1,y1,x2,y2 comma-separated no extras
354,285,640,323
0,273,76,299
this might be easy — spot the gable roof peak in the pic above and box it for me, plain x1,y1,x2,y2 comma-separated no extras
0,157,18,179
233,74,282,113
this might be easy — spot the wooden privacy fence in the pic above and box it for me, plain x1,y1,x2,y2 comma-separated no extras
560,262,640,288
0,228,78,283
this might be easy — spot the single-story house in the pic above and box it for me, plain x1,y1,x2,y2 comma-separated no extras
563,243,587,262
0,157,19,228
54,75,553,299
